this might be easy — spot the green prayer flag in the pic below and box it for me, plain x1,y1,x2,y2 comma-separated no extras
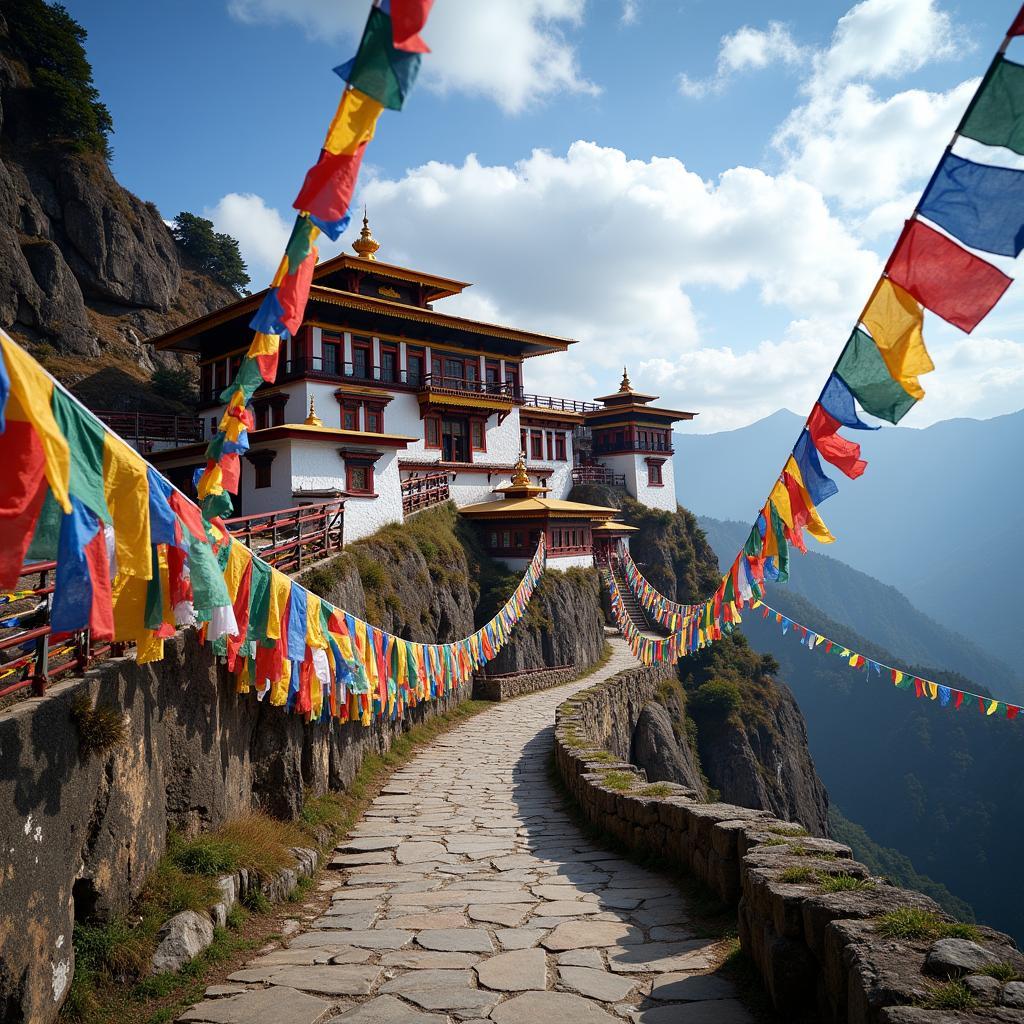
960,56,1024,156
742,525,762,558
52,390,110,521
285,215,317,270
769,503,790,584
836,328,917,424
145,548,163,630
202,490,234,522
26,489,61,560
219,356,264,403
189,533,231,620
342,7,421,111
247,558,272,642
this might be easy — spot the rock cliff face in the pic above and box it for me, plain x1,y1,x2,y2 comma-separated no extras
0,29,236,385
571,483,830,836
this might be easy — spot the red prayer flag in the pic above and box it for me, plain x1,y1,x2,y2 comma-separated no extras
391,0,434,52
807,404,867,479
170,490,207,543
277,251,317,335
226,560,253,671
294,145,366,222
0,420,48,588
914,678,924,698
1007,705,1020,720
954,690,965,709
886,219,1011,332
83,526,114,641
1009,5,1024,34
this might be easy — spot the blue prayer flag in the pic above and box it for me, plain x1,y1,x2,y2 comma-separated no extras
919,152,1024,258
147,469,178,547
287,582,308,662
820,373,878,431
51,497,100,634
794,430,839,506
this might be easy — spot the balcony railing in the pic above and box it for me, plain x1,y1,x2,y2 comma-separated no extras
401,471,451,517
520,394,601,413
95,409,204,450
224,499,345,574
572,465,626,487
593,439,673,455
417,372,518,402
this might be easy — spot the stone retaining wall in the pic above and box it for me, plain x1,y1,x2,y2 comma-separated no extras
0,630,470,1024
554,665,1024,1023
472,665,577,702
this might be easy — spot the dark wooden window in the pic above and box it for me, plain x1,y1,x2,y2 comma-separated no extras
347,464,373,494
442,417,470,462
351,340,371,379
214,360,227,392
647,460,664,486
555,433,567,461
255,403,269,431
200,363,213,400
255,460,272,489
342,404,359,431
485,361,500,390
520,428,527,454
470,419,485,452
322,335,342,376
504,365,519,396
380,345,397,383
425,416,441,449
530,430,544,460
407,351,424,386
366,407,383,433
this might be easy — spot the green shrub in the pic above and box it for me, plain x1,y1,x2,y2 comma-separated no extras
923,981,977,1010
689,679,743,716
638,783,674,798
819,874,874,893
876,907,981,942
601,770,639,791
779,866,817,884
976,962,1021,982
170,212,250,293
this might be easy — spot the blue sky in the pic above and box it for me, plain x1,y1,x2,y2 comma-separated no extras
67,0,1024,431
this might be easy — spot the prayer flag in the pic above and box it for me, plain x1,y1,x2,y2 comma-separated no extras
885,219,1011,333
860,279,933,401
51,497,114,640
103,435,150,579
294,145,366,222
793,429,838,505
391,0,433,52
835,328,917,424
52,389,110,522
0,419,48,587
323,89,384,155
807,404,867,479
919,151,1024,257
248,332,281,383
960,56,1024,155
0,333,70,512
336,8,423,110
782,456,835,545
819,373,878,430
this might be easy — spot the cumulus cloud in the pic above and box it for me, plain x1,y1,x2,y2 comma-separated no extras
621,1,640,26
679,22,806,98
226,0,597,114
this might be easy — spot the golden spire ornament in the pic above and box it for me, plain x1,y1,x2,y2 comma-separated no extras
352,209,380,260
619,366,632,392
304,394,323,427
511,451,531,486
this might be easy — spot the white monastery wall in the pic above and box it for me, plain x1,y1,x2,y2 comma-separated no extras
238,444,294,516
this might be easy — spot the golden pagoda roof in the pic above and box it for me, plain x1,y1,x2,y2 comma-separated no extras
593,366,658,404
592,521,639,533
459,495,619,521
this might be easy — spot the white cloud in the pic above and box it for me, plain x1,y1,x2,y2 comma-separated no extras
226,0,597,114
679,22,806,98
621,1,639,26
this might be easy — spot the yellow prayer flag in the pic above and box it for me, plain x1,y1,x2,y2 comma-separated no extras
323,89,383,155
223,541,250,603
306,593,327,649
0,331,71,512
893,670,904,686
103,434,151,579
247,332,280,359
927,682,938,700
768,479,794,530
861,279,934,401
987,699,999,716
112,571,149,643
267,569,291,640
783,457,835,544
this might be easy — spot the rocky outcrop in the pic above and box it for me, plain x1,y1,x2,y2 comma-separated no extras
151,911,214,975
630,700,705,793
0,29,237,379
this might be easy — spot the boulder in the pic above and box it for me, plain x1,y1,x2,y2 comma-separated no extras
925,938,1001,978
151,910,215,974
630,701,704,793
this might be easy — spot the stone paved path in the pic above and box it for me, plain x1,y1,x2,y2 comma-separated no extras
179,639,756,1024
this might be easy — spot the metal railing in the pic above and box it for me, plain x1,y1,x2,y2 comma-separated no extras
401,471,451,517
417,373,518,401
224,499,344,574
572,465,626,487
520,394,600,413
0,562,114,701
94,410,204,450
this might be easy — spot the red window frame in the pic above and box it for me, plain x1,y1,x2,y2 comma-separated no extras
254,402,269,431
407,348,425,386
470,419,486,452
366,405,384,433
351,338,372,379
342,403,360,431
379,344,398,383
425,415,441,449
322,335,342,376
555,433,567,461
647,460,664,486
346,463,374,494
530,430,544,461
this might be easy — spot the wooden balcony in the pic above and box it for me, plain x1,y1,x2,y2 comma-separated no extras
94,409,204,450
401,471,451,517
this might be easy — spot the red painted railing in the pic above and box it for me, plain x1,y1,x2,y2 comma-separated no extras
0,562,116,701
224,499,344,574
401,471,451,516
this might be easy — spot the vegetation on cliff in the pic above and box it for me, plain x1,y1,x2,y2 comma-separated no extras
171,212,250,294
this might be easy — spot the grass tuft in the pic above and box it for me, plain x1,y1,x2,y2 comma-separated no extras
600,770,639,791
875,907,981,942
70,691,127,755
976,961,1020,982
638,783,675,798
922,981,978,1010
819,873,875,893
779,866,817,884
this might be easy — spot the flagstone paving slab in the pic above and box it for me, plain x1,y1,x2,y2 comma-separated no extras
177,640,757,1024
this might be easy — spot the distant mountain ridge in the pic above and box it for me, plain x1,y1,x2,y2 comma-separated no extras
675,408,1024,666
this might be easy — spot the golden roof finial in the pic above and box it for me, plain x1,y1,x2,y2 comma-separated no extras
511,451,531,486
352,208,380,260
619,366,632,392
304,394,323,427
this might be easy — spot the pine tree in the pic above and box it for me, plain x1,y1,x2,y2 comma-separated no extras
171,212,251,294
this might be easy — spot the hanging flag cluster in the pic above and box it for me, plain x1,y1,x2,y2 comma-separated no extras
196,0,434,523
0,330,546,725
613,547,1021,722
750,598,1021,721
606,5,1024,690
